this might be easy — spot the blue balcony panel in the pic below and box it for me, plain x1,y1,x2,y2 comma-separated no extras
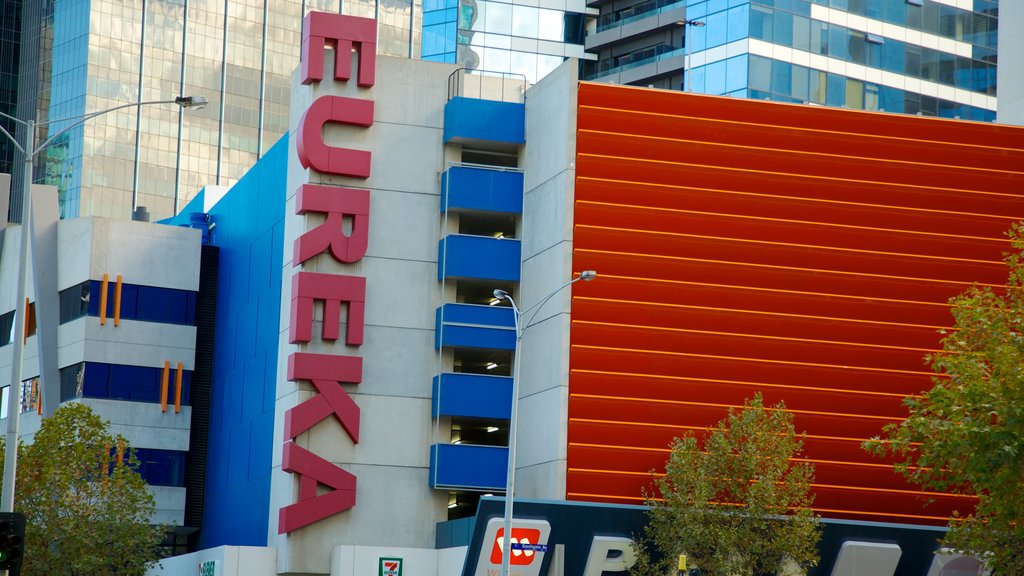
429,443,507,491
438,234,521,282
432,372,512,419
443,97,525,145
441,166,523,214
435,303,515,350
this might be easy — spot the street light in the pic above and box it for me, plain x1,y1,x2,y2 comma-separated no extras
492,269,597,576
679,19,706,92
0,95,206,514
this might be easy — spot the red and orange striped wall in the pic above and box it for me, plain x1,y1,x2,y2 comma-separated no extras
567,82,1024,526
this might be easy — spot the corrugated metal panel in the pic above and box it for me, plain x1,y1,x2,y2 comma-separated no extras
567,83,1024,525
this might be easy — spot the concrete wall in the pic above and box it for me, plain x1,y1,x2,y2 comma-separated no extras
998,1,1024,125
269,52,456,574
516,60,580,501
146,545,277,576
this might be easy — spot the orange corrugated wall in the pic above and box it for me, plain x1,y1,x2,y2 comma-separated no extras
568,82,1024,526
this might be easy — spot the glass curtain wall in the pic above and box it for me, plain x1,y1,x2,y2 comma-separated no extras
29,0,422,222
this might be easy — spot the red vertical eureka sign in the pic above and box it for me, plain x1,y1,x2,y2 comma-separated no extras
279,11,377,534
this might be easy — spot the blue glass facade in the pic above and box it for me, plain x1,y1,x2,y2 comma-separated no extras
586,0,998,120
682,0,998,120
421,0,588,83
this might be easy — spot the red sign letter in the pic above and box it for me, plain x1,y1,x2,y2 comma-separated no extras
289,272,366,345
284,352,362,444
278,442,357,533
296,96,373,178
301,12,376,87
294,184,370,265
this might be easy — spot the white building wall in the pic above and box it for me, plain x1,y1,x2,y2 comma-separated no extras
516,60,580,501
998,1,1024,125
269,54,457,574
0,216,201,526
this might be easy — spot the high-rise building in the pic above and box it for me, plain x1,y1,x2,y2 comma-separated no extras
420,0,591,84
584,0,999,121
5,0,589,224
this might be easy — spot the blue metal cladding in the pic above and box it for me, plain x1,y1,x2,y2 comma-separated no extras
438,235,521,282
429,443,508,491
441,167,524,214
443,97,525,145
161,136,289,549
435,303,516,350
432,372,513,419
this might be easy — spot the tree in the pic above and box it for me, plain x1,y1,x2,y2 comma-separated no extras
865,224,1024,574
632,394,820,576
0,402,165,576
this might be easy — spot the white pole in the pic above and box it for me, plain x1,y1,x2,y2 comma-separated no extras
2,119,34,513
500,302,523,576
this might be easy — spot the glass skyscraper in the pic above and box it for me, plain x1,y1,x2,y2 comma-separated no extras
4,0,590,222
584,0,998,121
421,0,589,83
11,0,422,222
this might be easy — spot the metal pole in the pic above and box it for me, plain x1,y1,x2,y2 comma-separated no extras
2,120,33,513
500,302,523,576
496,270,595,576
684,25,690,92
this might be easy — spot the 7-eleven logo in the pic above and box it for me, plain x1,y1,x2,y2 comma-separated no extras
490,527,542,565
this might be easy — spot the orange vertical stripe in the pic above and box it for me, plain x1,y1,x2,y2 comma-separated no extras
114,275,123,327
22,298,29,343
160,361,170,413
174,362,183,414
99,274,109,325
116,438,125,465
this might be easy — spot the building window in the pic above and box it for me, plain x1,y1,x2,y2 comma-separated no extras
59,281,91,324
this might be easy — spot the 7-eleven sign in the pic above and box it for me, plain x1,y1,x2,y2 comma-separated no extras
379,557,402,576
475,518,551,576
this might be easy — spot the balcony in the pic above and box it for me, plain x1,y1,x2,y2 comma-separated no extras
433,372,512,419
435,303,515,350
438,234,521,282
587,45,686,85
594,0,686,33
429,443,508,491
441,166,524,214
443,69,526,147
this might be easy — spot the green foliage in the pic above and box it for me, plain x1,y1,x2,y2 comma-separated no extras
865,224,1024,574
0,403,165,576
633,394,820,576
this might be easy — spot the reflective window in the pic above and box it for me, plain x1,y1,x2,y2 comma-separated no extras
725,55,748,93
726,4,749,43
705,9,728,48
512,5,538,38
751,5,773,42
537,9,564,41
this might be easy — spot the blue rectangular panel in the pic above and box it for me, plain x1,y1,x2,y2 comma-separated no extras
441,167,523,214
429,443,508,491
443,97,525,145
435,304,516,350
438,235,521,282
433,372,512,419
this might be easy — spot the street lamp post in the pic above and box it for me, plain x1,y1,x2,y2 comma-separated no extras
680,19,706,92
0,95,207,514
492,269,597,576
